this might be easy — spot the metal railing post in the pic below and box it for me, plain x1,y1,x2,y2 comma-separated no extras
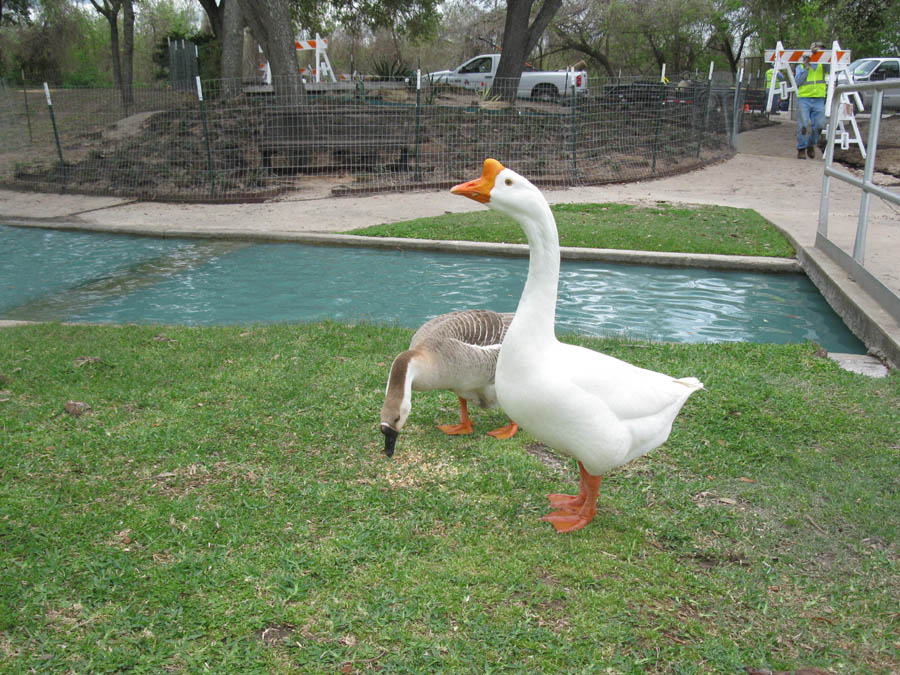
414,69,422,182
43,83,65,184
816,79,900,322
730,68,744,150
22,70,33,143
195,76,216,198
652,82,664,174
571,78,578,182
818,87,841,240
696,62,714,158
852,88,884,265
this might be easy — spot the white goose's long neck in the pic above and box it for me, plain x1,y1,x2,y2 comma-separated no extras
510,200,559,345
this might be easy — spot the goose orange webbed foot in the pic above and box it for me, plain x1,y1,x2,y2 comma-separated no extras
437,421,474,435
546,461,592,511
541,510,596,533
546,493,586,510
437,397,475,435
487,421,518,439
541,463,602,533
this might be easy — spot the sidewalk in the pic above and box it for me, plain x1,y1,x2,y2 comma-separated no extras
2,116,898,367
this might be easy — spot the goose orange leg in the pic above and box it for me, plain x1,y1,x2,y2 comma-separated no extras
436,397,474,435
546,461,591,510
487,420,518,439
541,462,603,533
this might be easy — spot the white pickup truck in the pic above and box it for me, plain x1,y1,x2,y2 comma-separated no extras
428,54,588,100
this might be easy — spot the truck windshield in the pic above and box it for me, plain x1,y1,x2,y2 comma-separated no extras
850,59,878,77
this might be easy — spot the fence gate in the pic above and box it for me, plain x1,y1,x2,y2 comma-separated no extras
168,39,199,91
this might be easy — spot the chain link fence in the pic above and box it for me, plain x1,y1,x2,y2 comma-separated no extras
0,76,756,202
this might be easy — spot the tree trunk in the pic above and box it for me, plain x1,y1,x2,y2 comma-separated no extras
109,21,122,89
121,0,135,109
198,0,225,40
494,0,563,102
237,0,305,103
221,0,245,97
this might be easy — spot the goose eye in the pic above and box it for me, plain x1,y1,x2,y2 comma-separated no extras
504,178,513,186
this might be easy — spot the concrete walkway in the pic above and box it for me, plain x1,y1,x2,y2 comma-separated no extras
1,115,898,368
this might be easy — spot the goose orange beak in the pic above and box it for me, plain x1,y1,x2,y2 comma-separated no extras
451,158,505,203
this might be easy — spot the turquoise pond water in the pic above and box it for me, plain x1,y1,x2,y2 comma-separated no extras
0,225,865,353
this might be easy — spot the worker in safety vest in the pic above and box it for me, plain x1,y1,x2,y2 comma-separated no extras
795,41,829,159
765,66,784,113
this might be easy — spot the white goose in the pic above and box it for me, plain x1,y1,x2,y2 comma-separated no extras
451,159,703,533
380,310,519,457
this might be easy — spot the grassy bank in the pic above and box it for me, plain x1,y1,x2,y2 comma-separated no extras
1,323,897,672
349,203,796,258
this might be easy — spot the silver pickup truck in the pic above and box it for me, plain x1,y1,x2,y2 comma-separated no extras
428,54,588,100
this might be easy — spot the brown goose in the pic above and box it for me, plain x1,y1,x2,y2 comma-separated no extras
380,310,519,456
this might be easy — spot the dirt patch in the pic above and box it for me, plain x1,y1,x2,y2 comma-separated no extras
524,443,571,476
830,114,900,178
256,623,298,646
102,111,159,142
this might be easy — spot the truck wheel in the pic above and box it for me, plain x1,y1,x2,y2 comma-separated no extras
531,84,559,101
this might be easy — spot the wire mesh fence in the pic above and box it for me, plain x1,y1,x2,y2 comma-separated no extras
0,76,758,203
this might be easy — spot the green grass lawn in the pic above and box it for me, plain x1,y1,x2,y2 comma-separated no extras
349,202,797,258
1,323,897,672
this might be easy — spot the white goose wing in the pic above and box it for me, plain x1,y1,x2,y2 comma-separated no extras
559,342,701,422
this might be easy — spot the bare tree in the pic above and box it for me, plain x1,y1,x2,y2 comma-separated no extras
90,0,122,88
553,2,616,77
493,0,563,102
90,0,134,108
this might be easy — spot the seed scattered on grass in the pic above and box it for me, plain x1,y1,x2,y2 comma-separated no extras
64,400,90,417
73,356,103,367
256,624,297,646
692,491,738,507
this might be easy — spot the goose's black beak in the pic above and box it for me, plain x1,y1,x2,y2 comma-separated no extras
380,423,398,457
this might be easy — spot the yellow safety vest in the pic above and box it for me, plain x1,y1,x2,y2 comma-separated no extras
798,63,826,98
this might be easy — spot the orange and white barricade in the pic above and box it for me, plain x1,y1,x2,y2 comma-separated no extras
295,34,336,83
764,40,865,157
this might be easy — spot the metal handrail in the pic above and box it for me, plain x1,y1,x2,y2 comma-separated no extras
818,79,900,322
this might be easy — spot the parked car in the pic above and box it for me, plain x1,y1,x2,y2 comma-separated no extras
428,54,588,100
839,57,900,110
